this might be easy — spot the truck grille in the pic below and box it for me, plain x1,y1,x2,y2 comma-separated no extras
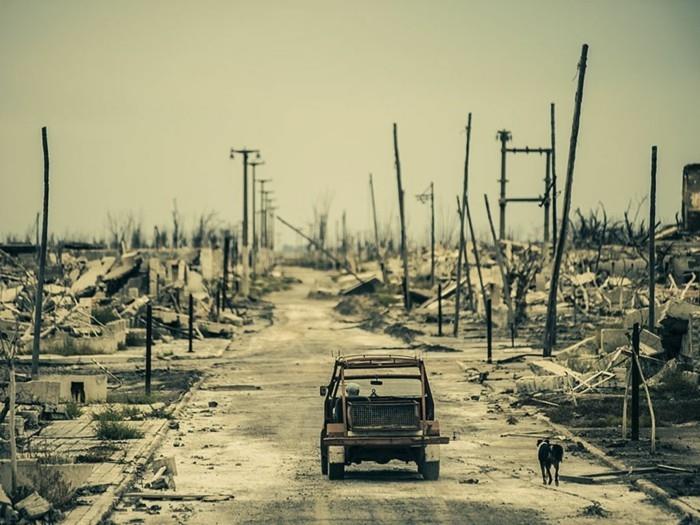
348,401,419,430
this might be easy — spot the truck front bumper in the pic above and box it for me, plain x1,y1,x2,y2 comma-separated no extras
323,436,449,447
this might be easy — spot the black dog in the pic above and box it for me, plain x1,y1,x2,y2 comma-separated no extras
537,439,564,486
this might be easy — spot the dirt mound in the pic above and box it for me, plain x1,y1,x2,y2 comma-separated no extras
384,323,423,343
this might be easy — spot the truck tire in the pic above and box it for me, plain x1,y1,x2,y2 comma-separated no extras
422,460,440,480
328,460,345,480
320,431,328,475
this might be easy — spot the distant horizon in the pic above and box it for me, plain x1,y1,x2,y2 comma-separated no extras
1,1,698,248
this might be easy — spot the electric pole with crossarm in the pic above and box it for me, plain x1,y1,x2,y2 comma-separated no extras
230,147,261,297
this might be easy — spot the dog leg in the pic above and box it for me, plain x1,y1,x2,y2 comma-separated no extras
554,462,560,486
540,462,547,484
547,464,553,485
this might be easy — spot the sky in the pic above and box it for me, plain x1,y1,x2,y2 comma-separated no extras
1,0,699,248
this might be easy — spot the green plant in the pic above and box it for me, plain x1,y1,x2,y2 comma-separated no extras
95,420,144,440
65,402,83,419
92,405,142,422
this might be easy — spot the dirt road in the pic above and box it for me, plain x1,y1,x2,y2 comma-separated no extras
111,267,675,525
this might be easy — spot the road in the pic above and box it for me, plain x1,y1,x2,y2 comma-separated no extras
111,267,675,525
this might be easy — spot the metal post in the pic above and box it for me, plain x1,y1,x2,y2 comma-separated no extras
486,297,492,364
188,293,194,353
649,146,657,331
437,283,443,336
631,322,640,441
145,303,152,396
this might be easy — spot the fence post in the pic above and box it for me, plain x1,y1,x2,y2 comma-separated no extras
145,302,152,396
437,283,443,336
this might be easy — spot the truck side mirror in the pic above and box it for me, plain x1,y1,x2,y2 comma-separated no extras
320,386,328,396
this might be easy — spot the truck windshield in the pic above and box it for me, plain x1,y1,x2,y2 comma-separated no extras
344,377,421,398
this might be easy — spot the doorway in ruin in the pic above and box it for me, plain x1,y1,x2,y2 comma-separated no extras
71,381,86,403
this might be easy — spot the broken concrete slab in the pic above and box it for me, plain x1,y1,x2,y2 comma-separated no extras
15,492,51,520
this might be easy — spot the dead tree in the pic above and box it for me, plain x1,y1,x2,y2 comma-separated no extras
31,127,50,379
544,43,589,357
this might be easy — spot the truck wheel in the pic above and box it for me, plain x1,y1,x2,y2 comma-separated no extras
320,432,328,475
328,460,345,480
422,461,440,480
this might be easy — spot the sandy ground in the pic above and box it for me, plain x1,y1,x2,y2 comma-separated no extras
110,267,677,525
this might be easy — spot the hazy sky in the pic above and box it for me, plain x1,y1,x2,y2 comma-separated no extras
1,0,698,247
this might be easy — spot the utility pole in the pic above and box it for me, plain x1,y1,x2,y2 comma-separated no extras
497,129,511,240
393,123,410,310
342,210,348,267
230,147,261,297
550,103,558,252
649,146,657,331
544,44,589,357
258,179,271,248
455,114,472,336
369,173,388,283
31,127,50,379
250,160,265,275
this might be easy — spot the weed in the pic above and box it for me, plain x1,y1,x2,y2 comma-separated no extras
95,420,144,440
65,402,83,419
92,405,142,422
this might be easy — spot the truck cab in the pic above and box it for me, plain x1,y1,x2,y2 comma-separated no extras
320,355,448,480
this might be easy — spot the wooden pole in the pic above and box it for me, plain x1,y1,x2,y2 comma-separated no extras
543,44,589,357
486,297,493,364
188,293,194,353
544,151,551,244
454,114,472,335
369,174,388,283
631,322,640,441
430,181,435,288
484,194,515,337
458,198,475,312
393,123,410,310
31,127,50,379
466,199,487,310
648,146,657,332
498,130,509,240
145,303,152,396
550,103,558,253
9,361,17,495
437,283,443,337
222,234,230,308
